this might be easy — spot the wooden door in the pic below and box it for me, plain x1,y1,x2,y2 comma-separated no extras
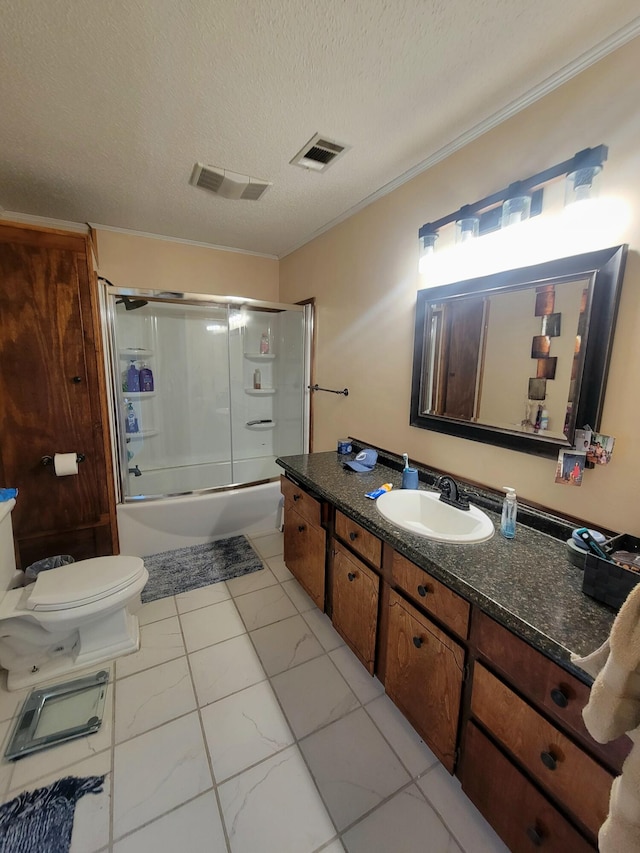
332,543,379,672
440,298,485,420
385,590,464,772
283,503,326,608
0,224,117,566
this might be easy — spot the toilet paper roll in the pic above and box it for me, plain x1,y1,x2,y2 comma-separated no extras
53,453,79,477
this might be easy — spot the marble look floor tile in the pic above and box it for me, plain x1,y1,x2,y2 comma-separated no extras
218,745,335,853
138,596,177,626
320,841,346,853
115,656,196,743
234,584,297,631
271,655,359,739
300,707,410,831
303,609,345,652
365,694,439,778
251,614,324,676
329,645,384,705
113,712,211,838
226,565,277,597
417,764,510,853
175,581,231,614
9,750,112,853
190,634,266,707
10,682,113,791
250,531,284,559
113,791,227,853
267,554,294,582
342,785,450,853
116,616,185,679
180,598,245,652
281,578,316,612
202,680,294,782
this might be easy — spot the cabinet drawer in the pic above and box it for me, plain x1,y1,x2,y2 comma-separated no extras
281,475,321,528
472,610,630,773
283,504,326,609
461,723,594,853
335,510,382,568
385,590,464,772
392,551,469,638
471,663,612,840
332,541,379,673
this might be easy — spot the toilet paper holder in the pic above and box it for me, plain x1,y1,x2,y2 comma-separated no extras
41,454,85,467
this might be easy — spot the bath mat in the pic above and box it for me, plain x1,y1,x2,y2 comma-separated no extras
0,774,105,853
141,535,264,603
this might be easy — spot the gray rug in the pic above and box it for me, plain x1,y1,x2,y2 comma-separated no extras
141,536,263,603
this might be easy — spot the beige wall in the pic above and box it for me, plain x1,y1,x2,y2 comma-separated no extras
96,229,279,301
280,38,640,535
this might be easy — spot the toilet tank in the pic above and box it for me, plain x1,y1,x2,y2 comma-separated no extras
0,500,17,587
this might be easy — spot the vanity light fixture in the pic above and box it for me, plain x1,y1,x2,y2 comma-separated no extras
418,145,608,263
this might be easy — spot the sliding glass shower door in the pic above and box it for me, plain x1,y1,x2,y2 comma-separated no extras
108,290,309,499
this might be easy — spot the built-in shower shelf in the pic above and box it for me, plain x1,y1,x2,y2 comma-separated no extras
126,429,159,439
244,353,276,360
244,388,276,395
122,391,157,399
119,348,154,358
245,421,276,430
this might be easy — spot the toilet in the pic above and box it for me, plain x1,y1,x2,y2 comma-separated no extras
0,499,148,691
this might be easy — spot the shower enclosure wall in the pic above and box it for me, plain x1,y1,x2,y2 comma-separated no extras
103,288,310,500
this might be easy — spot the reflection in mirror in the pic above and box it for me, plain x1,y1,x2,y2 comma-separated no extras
411,246,627,457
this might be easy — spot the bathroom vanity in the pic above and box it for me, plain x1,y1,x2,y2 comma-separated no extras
277,450,629,852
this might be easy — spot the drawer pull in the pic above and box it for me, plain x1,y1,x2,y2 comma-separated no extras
349,531,358,541
417,584,428,597
413,636,423,649
347,572,356,582
297,524,306,533
550,687,569,708
293,493,301,501
525,826,543,846
540,750,557,771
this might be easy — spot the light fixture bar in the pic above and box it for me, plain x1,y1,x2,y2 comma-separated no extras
418,145,607,241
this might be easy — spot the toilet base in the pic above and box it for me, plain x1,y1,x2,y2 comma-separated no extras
6,608,141,691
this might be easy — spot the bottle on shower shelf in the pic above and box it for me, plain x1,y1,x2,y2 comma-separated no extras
125,400,139,434
260,331,270,354
139,363,154,392
127,360,140,392
253,369,261,390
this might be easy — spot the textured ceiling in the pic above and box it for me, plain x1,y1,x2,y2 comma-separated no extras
1,1,639,257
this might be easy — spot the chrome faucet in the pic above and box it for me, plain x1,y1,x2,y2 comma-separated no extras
435,475,470,511
128,465,142,477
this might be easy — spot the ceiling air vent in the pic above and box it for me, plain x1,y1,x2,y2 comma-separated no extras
190,164,272,200
290,133,349,172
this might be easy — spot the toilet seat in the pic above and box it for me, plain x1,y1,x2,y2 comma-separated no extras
26,556,146,611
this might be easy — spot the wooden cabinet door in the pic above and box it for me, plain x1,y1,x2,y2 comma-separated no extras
332,542,379,672
460,723,594,853
0,225,117,566
385,590,464,772
283,503,326,609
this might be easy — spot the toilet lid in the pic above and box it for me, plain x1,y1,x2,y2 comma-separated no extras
26,556,146,611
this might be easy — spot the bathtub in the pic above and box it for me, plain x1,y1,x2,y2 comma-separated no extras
116,479,282,557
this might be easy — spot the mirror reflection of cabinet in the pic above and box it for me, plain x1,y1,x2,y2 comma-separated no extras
411,245,627,457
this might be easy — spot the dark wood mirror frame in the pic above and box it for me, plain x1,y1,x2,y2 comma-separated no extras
410,245,628,458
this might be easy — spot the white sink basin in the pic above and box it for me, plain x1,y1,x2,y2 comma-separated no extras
376,489,494,543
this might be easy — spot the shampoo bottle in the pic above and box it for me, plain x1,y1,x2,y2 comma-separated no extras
501,487,517,539
127,360,140,392
139,363,154,392
253,368,261,390
260,331,270,354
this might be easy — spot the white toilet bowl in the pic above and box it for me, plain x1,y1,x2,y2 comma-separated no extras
0,499,148,690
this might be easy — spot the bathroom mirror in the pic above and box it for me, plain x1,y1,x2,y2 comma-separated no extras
410,245,627,457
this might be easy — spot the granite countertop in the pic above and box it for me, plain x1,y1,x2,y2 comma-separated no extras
276,450,618,683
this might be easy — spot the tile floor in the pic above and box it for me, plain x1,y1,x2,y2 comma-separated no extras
0,530,510,853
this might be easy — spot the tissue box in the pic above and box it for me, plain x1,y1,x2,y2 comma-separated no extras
582,534,640,611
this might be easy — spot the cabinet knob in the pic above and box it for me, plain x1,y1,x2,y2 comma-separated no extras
417,584,428,597
540,750,557,771
72,376,82,383
347,572,356,582
525,826,543,846
550,687,569,708
349,531,358,542
297,524,306,533
293,494,301,501
413,636,423,649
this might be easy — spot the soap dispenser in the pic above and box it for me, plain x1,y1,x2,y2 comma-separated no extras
501,487,517,539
